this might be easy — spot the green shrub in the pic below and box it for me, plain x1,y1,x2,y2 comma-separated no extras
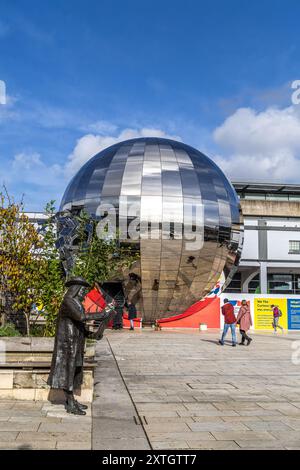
0,323,22,337
29,325,46,337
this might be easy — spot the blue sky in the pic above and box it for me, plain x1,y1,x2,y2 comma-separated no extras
1,0,300,210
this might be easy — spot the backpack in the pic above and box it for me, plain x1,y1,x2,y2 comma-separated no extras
278,309,283,317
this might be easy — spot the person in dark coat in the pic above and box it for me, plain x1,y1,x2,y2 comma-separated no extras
125,301,137,330
112,290,125,330
47,277,115,415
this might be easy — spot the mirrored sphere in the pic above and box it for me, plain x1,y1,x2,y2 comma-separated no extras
59,137,243,323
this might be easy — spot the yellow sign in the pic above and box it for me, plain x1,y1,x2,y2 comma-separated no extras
254,298,288,330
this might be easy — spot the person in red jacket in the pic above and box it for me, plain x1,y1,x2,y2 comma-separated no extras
219,298,237,347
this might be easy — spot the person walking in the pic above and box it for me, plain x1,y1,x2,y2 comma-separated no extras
219,298,237,347
125,302,137,330
236,300,252,346
112,290,125,330
271,304,284,333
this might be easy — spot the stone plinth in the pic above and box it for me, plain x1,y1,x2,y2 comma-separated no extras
0,337,95,402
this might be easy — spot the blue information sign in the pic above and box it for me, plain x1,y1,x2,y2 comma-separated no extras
288,299,300,330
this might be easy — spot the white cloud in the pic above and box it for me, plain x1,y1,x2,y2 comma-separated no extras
12,152,43,170
83,120,118,134
66,127,181,176
213,105,300,182
2,152,63,188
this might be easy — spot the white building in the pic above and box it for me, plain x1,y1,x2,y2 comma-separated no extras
227,182,300,296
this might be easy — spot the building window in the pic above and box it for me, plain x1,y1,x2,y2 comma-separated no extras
224,272,241,293
268,273,293,294
289,240,300,254
248,274,260,293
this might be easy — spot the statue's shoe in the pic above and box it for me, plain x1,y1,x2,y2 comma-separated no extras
75,400,88,410
65,402,86,415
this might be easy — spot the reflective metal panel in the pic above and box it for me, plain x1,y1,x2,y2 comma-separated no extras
59,137,243,322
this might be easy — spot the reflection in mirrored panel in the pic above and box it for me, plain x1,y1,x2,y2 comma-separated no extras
59,137,243,323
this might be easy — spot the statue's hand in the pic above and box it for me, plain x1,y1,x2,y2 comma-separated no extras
84,301,116,322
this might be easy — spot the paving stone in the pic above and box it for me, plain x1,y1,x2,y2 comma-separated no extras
142,411,179,418
144,422,189,433
61,416,92,424
178,409,239,417
270,431,300,441
220,416,263,423
56,441,91,450
246,421,294,431
9,417,61,423
212,430,276,441
213,402,262,410
17,431,90,442
93,416,148,440
13,401,44,410
236,440,285,449
136,403,187,412
0,431,19,441
290,402,300,409
0,409,45,417
94,438,150,450
144,416,194,425
46,410,91,418
257,402,300,412
280,418,300,430
0,422,40,432
0,441,56,450
39,422,91,433
236,409,283,417
152,440,189,449
188,421,249,432
183,403,219,410
148,431,215,441
187,440,240,450
0,402,15,409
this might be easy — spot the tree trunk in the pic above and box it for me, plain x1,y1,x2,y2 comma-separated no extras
25,312,30,336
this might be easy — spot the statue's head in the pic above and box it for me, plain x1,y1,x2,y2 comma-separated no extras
65,277,91,300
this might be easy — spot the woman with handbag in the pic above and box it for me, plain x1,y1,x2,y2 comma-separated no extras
236,300,253,346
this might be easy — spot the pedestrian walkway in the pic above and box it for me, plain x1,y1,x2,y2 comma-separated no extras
1,328,300,450
0,401,92,449
101,328,300,450
92,337,150,449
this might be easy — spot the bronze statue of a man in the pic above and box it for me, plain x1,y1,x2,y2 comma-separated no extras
47,277,115,415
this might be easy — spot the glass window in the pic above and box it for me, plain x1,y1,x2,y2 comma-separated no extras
248,273,260,293
289,240,300,254
266,194,289,201
268,273,293,294
224,272,241,293
243,193,266,200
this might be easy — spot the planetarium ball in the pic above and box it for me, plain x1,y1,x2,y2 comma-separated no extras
59,137,243,322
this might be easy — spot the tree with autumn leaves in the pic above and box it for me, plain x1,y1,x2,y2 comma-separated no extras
0,192,45,335
0,191,138,336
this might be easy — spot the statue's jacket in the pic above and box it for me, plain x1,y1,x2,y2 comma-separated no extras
47,295,89,391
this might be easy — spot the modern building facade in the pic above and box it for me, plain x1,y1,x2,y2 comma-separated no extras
225,182,300,296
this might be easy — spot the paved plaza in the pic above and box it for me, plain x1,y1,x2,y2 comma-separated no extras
1,328,300,450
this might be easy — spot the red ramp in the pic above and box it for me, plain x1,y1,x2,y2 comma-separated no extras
157,296,220,328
